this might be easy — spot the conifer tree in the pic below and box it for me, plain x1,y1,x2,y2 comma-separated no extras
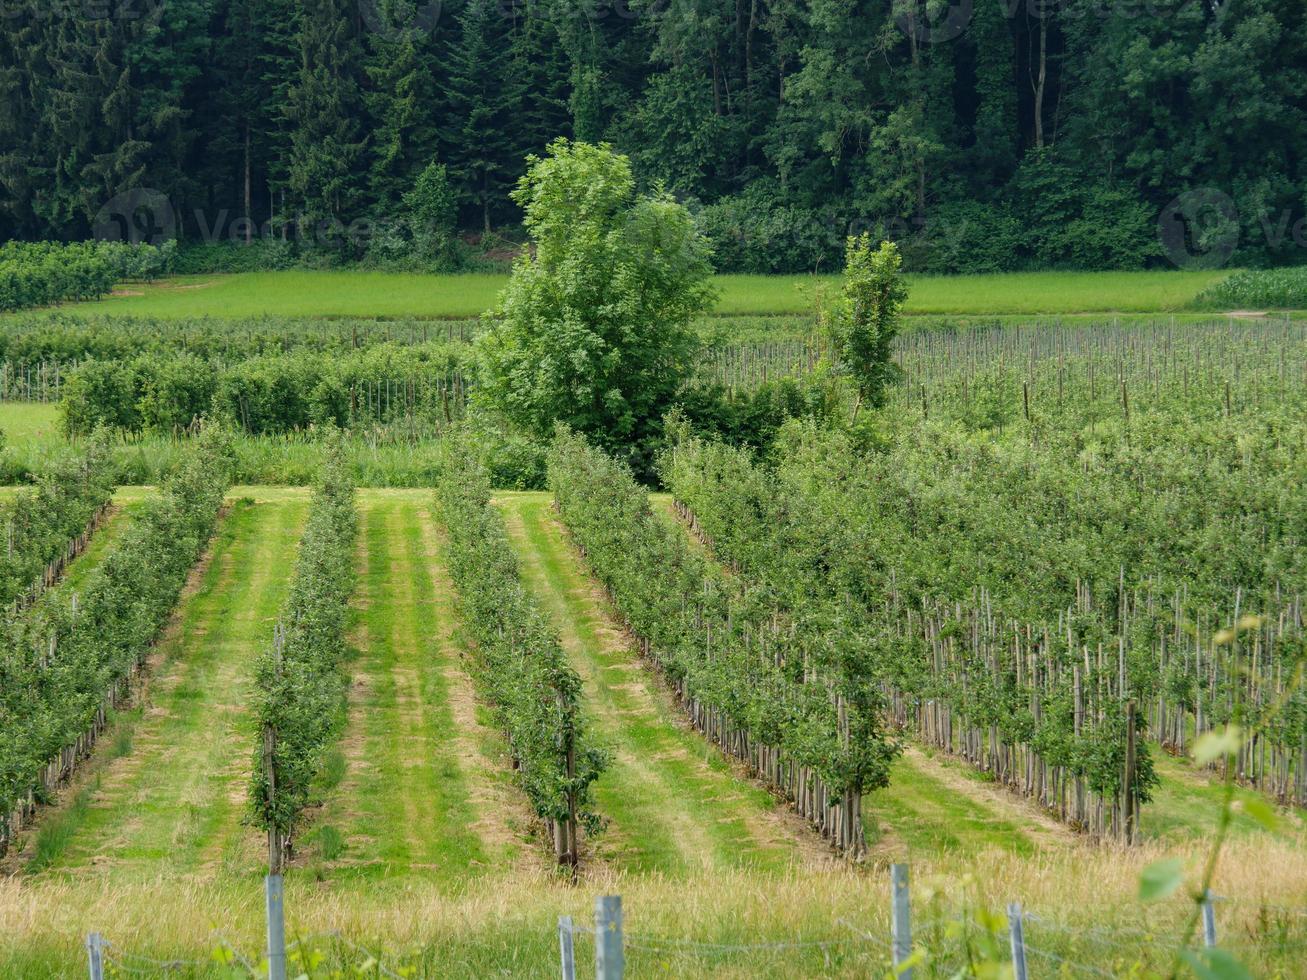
441,0,524,232
286,0,367,238
365,24,444,214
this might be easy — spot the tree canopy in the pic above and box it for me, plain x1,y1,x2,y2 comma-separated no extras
0,1,1304,271
476,140,714,469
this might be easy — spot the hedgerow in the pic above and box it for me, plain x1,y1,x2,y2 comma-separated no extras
1192,266,1307,310
548,427,897,855
61,343,471,437
0,426,233,855
249,439,358,868
0,431,116,610
0,241,174,312
436,442,605,867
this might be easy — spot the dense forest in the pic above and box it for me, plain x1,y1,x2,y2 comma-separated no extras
1,0,1304,272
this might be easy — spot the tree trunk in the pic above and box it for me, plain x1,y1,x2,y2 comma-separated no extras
243,124,253,245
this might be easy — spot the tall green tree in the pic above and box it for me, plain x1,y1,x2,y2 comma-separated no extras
442,0,524,232
365,9,444,213
477,140,715,471
285,0,367,236
825,235,907,416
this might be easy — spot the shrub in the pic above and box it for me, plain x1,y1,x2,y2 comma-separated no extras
1192,266,1307,310
249,438,357,863
922,201,1024,274
697,182,841,274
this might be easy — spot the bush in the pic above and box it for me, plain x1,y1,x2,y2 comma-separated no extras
697,182,841,273
172,240,297,274
922,201,1024,274
1192,266,1307,309
1008,154,1157,270
249,438,357,861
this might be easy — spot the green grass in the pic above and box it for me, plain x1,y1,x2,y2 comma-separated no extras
309,495,516,881
0,401,61,451
502,494,812,875
25,268,1240,320
37,498,307,878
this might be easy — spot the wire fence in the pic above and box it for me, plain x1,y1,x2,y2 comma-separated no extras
83,868,1307,979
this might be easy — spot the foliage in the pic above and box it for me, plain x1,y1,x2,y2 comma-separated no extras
436,440,604,862
476,140,716,478
400,161,458,264
662,421,1162,836
695,182,839,274
1192,266,1307,310
3,2,1306,272
249,437,358,853
823,236,907,411
0,242,174,312
0,427,233,850
0,432,115,609
61,343,471,437
549,427,898,853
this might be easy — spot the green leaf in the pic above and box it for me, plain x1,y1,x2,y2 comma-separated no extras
1180,948,1253,980
1139,858,1185,902
1193,726,1242,766
1238,794,1279,832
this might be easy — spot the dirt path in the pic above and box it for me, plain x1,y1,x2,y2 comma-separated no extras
499,494,833,875
33,499,306,878
309,496,531,881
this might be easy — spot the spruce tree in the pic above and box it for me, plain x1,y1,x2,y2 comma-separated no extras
365,22,444,214
285,0,367,242
441,0,523,233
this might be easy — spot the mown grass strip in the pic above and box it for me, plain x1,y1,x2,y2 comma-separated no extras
311,497,487,881
502,494,814,875
37,498,307,876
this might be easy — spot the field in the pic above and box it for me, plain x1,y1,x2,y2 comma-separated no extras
32,268,1239,319
2,486,1303,977
2,267,1306,978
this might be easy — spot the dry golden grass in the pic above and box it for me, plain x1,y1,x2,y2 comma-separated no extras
3,832,1303,977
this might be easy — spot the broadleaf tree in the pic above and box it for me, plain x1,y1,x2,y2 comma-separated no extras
825,234,908,417
476,139,715,476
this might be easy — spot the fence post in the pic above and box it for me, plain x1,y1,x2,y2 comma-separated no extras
1202,892,1217,948
892,863,912,979
86,932,105,980
266,874,287,980
594,895,624,980
1007,904,1028,980
559,915,576,980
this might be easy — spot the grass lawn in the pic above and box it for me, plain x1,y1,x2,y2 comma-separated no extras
33,268,1237,319
0,401,62,449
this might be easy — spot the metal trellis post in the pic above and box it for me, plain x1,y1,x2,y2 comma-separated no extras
892,864,913,979
1008,903,1028,980
266,874,287,980
595,895,624,980
559,915,576,980
86,933,105,980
